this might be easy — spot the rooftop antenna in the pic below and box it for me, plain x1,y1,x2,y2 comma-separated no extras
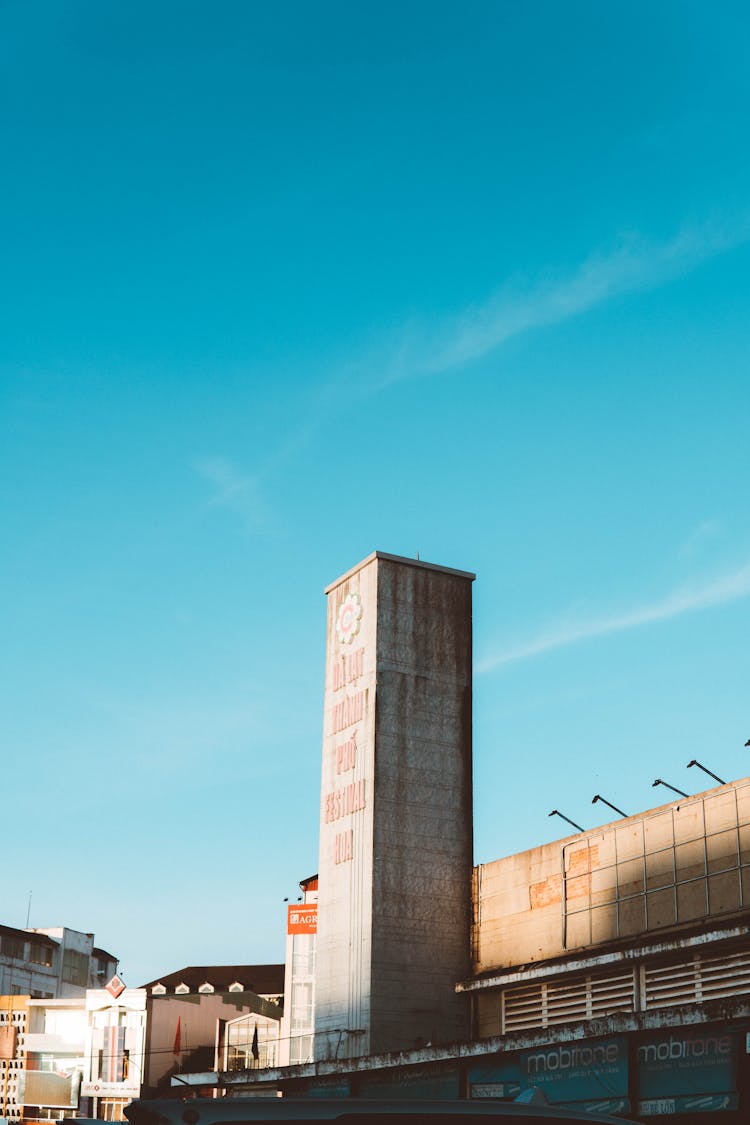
25,891,32,928
548,809,584,833
592,794,627,818
652,778,689,799
687,760,725,785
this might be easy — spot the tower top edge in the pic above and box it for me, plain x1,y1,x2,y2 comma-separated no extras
324,551,476,594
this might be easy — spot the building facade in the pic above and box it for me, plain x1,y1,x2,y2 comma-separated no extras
0,963,284,1122
204,776,750,1123
315,552,474,1060
278,876,318,1067
170,549,750,1125
0,926,116,1001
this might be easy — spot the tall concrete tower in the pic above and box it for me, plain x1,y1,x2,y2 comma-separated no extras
314,551,474,1060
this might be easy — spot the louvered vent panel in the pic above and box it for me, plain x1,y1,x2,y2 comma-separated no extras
503,984,544,1031
503,969,635,1032
545,980,589,1026
644,949,750,1009
697,950,750,1001
644,958,699,1008
589,970,636,1016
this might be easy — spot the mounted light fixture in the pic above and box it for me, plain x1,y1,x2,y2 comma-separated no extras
686,760,725,786
652,778,689,799
548,809,584,833
592,794,627,818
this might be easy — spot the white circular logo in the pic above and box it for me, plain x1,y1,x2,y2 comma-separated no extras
336,592,362,644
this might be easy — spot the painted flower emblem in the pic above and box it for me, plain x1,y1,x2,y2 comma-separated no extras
336,591,362,644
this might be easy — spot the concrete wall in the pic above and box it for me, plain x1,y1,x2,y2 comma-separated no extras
474,778,750,974
315,552,474,1060
370,556,473,1053
315,554,378,1060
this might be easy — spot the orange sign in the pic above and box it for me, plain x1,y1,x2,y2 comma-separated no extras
287,904,317,934
105,974,125,999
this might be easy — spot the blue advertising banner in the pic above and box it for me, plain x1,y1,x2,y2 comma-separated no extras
359,1063,460,1100
469,1036,629,1106
469,1054,522,1101
521,1037,629,1103
635,1028,738,1114
306,1078,351,1098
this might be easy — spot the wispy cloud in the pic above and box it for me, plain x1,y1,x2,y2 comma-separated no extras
194,455,269,533
377,216,750,385
678,519,722,558
478,562,750,672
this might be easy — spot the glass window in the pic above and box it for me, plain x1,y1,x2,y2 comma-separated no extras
1,935,26,960
291,934,316,977
28,942,53,967
61,950,88,988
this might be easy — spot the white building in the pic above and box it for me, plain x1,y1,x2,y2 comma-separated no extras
278,876,318,1066
0,924,117,1000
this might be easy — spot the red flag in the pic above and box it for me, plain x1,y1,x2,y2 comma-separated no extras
173,1018,181,1056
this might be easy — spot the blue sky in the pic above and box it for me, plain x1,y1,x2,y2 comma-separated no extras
2,1,749,987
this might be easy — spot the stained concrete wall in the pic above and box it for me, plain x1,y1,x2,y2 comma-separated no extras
371,556,473,1054
473,778,750,975
315,552,474,1060
315,554,378,1061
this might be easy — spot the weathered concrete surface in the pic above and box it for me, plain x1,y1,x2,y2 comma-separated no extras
214,993,750,1091
315,552,474,1060
473,778,750,977
371,556,474,1055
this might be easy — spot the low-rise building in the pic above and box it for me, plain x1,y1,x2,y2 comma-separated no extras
0,925,117,1000
0,995,30,1124
23,997,88,1124
0,963,285,1123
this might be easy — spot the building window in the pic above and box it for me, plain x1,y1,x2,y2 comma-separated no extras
291,934,315,977
99,1099,129,1122
1,936,25,960
290,982,314,1032
198,982,214,994
151,984,167,995
175,983,190,994
61,950,88,988
28,943,53,967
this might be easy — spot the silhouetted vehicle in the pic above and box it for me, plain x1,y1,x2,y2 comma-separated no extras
124,1097,633,1125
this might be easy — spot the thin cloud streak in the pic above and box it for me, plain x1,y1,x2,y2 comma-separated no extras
378,216,750,385
479,563,750,672
194,455,269,533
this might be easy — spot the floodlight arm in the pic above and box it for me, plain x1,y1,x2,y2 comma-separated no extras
652,778,689,799
548,809,584,833
591,794,627,818
686,760,725,786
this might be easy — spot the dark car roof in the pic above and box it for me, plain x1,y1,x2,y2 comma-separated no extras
124,1098,631,1125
